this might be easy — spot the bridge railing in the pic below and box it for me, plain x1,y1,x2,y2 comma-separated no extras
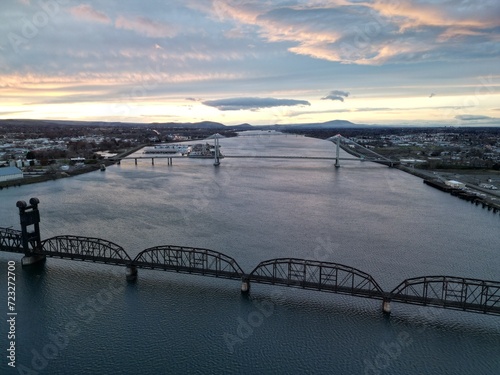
390,276,500,315
132,245,244,279
249,258,385,299
0,227,23,253
41,235,131,265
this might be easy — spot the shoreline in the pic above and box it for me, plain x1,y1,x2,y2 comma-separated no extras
2,142,500,215
0,144,147,190
397,164,500,214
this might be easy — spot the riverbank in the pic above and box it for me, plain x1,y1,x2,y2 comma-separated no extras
398,165,500,215
0,144,147,190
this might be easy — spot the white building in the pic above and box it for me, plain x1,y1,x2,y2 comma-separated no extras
0,167,23,182
445,180,465,189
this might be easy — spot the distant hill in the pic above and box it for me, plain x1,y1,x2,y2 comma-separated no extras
230,123,254,130
0,119,228,129
274,120,370,129
0,118,370,130
150,121,227,129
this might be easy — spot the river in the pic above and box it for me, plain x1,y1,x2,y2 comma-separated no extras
0,132,499,374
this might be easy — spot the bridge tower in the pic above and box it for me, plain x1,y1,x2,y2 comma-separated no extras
214,135,221,166
326,135,342,168
334,135,341,168
17,197,46,266
207,133,224,166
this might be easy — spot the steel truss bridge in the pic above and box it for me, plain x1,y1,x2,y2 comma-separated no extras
1,227,498,317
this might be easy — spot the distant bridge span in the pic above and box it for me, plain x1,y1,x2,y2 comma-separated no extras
111,134,399,167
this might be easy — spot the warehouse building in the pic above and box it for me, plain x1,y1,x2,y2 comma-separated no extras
0,166,24,182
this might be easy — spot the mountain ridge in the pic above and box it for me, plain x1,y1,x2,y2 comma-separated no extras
0,118,371,129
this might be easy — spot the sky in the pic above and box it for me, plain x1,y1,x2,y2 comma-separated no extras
1,0,500,126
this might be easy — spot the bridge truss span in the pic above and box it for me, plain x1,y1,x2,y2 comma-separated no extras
132,245,244,280
0,227,23,253
41,235,131,265
248,258,385,299
390,276,500,315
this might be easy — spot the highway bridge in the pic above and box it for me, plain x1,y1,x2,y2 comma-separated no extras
111,134,399,167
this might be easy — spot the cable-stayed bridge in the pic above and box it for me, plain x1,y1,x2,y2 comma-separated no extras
112,134,399,167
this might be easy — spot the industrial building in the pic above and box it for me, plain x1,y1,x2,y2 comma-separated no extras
0,166,23,182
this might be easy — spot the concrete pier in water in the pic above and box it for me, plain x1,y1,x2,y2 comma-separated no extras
126,265,138,281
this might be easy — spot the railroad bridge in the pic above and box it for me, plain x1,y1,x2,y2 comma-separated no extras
0,198,498,317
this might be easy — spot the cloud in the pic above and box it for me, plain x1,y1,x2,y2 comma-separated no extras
68,4,112,24
0,110,30,116
195,0,500,65
115,15,176,38
322,90,350,101
455,114,493,121
202,97,310,111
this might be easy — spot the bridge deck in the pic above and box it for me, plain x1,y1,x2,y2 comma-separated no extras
250,275,385,299
117,155,388,161
390,294,500,315
1,228,498,316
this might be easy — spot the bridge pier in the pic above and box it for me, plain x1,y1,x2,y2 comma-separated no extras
382,298,391,315
241,276,250,294
126,265,138,281
21,254,46,266
134,158,137,165
151,158,154,166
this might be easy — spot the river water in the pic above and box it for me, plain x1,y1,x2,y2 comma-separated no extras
0,132,499,374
